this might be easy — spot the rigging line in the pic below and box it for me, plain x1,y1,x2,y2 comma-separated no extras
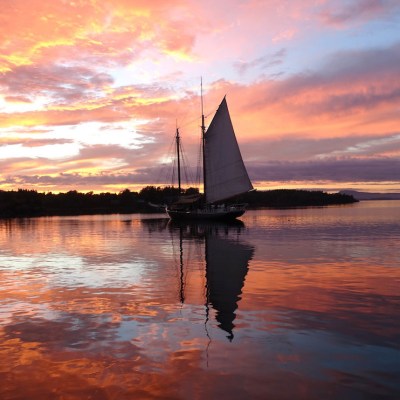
181,156,190,187
174,109,218,189
176,106,190,129
176,109,214,130
167,150,176,186
177,114,200,130
176,128,198,188
171,158,176,187
180,141,195,186
182,164,191,188
155,134,176,185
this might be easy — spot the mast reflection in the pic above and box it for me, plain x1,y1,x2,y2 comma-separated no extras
167,220,254,341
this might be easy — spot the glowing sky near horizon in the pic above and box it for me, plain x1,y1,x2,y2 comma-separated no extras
0,0,399,193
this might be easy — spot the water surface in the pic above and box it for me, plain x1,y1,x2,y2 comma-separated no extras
0,201,399,399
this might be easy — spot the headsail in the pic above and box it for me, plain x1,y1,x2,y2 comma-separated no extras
204,97,253,203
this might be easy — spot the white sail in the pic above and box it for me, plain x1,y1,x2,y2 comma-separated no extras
204,97,253,203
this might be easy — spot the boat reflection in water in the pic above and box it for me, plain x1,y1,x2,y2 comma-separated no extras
166,219,254,341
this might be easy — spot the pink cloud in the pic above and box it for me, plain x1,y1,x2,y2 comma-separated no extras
0,138,73,148
4,95,32,104
0,0,399,193
216,41,400,139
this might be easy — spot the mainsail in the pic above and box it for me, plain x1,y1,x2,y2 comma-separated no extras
204,97,253,203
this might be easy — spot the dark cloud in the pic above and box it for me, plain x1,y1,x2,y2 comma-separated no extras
241,133,400,162
247,157,400,183
321,42,400,83
244,41,400,118
310,88,400,116
0,64,115,105
234,48,287,75
318,0,400,26
1,172,152,187
2,157,399,189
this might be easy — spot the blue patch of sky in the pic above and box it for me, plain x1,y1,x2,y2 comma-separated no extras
107,12,400,92
282,18,400,78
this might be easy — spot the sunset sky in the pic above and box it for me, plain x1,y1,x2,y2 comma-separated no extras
1,0,399,193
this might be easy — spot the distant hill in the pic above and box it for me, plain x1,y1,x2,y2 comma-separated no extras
340,190,400,201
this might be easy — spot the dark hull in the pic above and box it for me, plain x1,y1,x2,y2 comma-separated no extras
166,206,246,221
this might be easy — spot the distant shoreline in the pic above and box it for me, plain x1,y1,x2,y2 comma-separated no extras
0,188,359,219
339,190,400,201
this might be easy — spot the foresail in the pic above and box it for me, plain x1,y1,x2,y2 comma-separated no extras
204,97,253,204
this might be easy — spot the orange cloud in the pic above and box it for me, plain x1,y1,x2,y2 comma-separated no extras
0,0,194,73
0,0,399,192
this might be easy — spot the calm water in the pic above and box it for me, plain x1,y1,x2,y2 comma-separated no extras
0,201,399,399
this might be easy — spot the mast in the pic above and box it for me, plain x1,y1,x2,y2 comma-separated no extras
201,78,207,203
175,126,181,194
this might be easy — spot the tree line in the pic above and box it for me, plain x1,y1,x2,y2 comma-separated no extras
0,187,357,218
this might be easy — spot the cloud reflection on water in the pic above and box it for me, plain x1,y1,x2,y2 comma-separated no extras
0,207,400,399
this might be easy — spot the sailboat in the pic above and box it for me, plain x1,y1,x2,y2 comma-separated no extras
166,92,253,221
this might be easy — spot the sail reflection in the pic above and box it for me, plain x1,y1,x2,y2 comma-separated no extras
166,220,254,341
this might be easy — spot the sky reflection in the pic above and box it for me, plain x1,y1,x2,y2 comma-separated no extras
0,205,400,399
